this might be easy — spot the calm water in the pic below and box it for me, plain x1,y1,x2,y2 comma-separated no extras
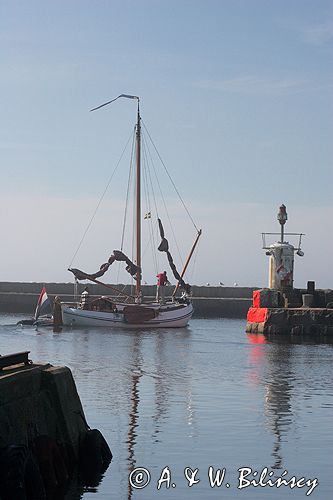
0,314,332,499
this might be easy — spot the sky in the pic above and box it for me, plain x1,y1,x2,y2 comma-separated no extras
1,0,332,288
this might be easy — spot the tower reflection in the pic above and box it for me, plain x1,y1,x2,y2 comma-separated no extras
247,334,294,470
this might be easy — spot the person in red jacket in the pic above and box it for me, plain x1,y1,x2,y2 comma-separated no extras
156,271,170,303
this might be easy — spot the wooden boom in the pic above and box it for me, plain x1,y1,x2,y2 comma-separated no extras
172,229,202,296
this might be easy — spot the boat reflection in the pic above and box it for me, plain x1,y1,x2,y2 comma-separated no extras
127,333,141,500
125,328,192,500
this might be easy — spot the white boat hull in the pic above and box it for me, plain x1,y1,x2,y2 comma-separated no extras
61,302,193,328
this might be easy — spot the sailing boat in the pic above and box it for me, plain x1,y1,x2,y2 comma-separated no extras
61,95,201,328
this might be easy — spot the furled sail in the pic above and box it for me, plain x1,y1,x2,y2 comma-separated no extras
157,218,191,293
68,251,141,281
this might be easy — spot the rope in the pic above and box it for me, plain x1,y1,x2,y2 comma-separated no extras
142,120,200,233
142,191,158,275
69,130,134,268
120,129,135,251
141,141,159,274
142,130,183,266
117,128,135,283
141,220,159,276
189,235,200,283
142,136,159,219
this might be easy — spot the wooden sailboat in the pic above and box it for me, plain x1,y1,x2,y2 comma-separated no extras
61,95,201,328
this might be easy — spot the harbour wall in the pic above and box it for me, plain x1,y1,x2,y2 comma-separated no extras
0,354,112,495
0,282,255,318
0,361,87,455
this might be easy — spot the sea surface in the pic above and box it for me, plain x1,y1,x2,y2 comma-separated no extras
0,314,332,499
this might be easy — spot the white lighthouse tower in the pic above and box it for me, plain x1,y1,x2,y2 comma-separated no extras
263,205,304,291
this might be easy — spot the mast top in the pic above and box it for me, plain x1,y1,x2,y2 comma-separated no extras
90,94,140,112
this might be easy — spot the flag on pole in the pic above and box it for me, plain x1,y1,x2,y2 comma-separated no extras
34,287,52,320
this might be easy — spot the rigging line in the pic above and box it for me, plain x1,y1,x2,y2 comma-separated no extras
69,129,134,268
120,128,136,251
116,261,121,285
142,119,200,233
141,179,157,272
142,131,183,264
117,129,136,284
141,220,158,271
142,131,184,265
131,166,136,272
188,234,200,283
141,133,160,236
141,135,161,272
130,178,137,298
140,171,159,281
141,131,159,219
119,283,132,300
141,139,158,273
142,138,154,219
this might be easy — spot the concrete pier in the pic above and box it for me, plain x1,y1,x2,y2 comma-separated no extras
246,306,333,336
246,287,333,337
0,282,254,318
0,360,87,455
0,353,112,497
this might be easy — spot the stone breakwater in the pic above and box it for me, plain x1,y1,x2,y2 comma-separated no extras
0,353,112,497
0,282,255,318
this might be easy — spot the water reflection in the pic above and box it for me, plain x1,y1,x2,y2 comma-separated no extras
265,345,295,470
247,331,333,475
152,333,171,442
2,316,332,499
124,329,193,500
127,333,141,500
247,334,296,470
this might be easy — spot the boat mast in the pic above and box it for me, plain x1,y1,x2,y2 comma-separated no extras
135,100,142,296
